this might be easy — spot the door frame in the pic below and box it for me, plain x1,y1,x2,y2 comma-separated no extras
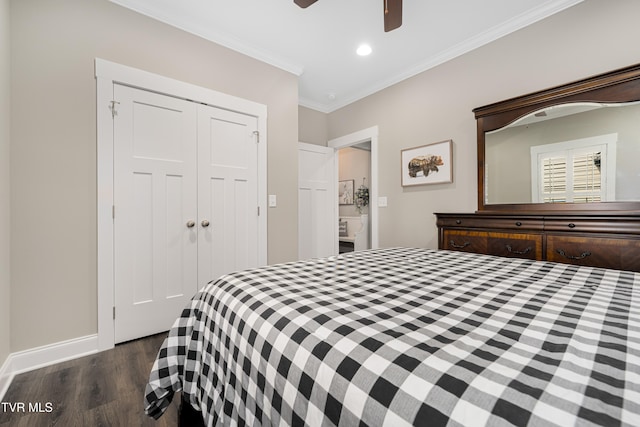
95,58,267,351
328,126,379,250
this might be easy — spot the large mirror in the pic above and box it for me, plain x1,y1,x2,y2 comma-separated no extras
474,63,640,212
485,101,640,205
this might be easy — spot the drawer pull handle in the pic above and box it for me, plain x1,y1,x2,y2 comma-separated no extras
450,240,470,249
455,220,462,225
506,245,531,255
568,223,576,229
556,249,591,260
515,222,522,227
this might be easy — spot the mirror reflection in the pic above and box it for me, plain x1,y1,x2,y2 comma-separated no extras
484,101,640,205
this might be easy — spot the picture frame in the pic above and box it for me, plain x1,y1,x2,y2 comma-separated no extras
338,180,354,205
401,139,453,187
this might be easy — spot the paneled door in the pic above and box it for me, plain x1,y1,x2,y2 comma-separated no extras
113,85,198,343
197,104,259,283
113,84,260,343
298,143,336,259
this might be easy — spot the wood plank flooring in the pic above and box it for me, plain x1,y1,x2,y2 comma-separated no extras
0,333,179,427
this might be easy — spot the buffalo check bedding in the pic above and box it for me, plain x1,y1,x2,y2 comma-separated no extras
144,247,640,426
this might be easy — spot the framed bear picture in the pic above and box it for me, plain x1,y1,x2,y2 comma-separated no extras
401,140,453,187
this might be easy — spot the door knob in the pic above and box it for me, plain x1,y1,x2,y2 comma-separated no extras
186,220,196,228
201,220,210,228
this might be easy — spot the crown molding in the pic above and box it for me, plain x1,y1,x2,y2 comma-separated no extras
110,0,583,113
108,0,305,77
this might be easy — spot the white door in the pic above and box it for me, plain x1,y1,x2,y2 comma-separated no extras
298,143,336,259
113,86,261,343
197,104,260,282
114,84,198,343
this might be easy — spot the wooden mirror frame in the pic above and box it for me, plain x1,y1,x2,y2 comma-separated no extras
474,63,640,213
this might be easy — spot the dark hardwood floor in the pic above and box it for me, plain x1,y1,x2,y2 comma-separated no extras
0,333,180,427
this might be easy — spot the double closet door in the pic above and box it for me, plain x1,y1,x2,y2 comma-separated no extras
113,84,259,343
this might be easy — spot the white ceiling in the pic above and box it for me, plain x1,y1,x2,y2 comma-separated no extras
109,0,583,113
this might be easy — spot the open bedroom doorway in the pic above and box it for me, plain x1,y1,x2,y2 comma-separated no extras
329,126,379,251
337,143,371,253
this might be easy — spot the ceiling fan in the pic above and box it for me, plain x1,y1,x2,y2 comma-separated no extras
294,0,403,32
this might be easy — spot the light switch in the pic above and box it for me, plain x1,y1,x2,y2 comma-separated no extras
378,196,388,207
269,194,277,207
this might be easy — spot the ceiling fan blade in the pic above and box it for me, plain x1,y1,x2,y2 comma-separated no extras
383,0,403,32
294,0,318,8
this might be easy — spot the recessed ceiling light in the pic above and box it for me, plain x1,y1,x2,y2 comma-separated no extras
356,44,372,56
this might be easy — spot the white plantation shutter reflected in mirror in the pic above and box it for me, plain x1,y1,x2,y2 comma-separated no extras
572,151,602,203
541,156,567,203
531,134,616,203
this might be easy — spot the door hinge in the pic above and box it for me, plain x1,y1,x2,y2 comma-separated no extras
253,130,260,143
109,100,120,119
112,205,115,219
113,306,116,319
258,206,260,216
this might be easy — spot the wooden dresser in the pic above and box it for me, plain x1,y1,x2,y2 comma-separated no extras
452,63,640,274
436,213,640,272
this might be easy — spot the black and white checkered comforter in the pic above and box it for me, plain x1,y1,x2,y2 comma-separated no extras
144,248,640,426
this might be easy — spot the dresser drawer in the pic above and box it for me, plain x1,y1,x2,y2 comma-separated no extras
442,230,487,253
544,218,640,235
486,232,542,260
437,216,543,231
546,234,640,272
442,230,542,260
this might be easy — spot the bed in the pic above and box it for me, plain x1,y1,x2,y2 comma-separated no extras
144,247,640,426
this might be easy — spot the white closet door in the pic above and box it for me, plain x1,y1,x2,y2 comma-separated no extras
298,143,336,259
197,104,259,286
114,84,198,343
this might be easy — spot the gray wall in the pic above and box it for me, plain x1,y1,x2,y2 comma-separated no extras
298,105,328,146
1,0,10,367
9,0,298,352
327,0,640,249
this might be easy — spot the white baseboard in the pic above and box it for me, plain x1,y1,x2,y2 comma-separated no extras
0,334,98,401
0,355,13,402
